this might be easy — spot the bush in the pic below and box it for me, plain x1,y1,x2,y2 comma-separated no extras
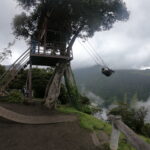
58,84,70,104
79,105,93,114
8,90,24,103
109,104,148,135
79,95,90,105
142,123,150,138
79,104,101,114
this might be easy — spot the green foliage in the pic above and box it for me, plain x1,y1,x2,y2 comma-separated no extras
67,83,81,108
78,104,101,114
0,65,5,76
100,143,111,150
58,84,70,104
8,90,24,103
16,0,37,9
118,134,135,150
109,104,148,136
57,105,150,149
140,135,150,144
79,105,93,114
9,70,27,89
57,105,111,133
13,0,129,41
58,83,97,114
32,68,53,98
74,67,150,105
13,12,32,39
9,68,53,98
142,123,150,138
79,95,90,105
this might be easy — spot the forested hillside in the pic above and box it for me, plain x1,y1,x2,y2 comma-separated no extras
74,66,150,105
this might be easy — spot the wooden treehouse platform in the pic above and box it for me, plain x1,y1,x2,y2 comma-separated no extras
30,44,73,66
30,53,72,66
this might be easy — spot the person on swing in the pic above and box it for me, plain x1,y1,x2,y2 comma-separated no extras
101,67,114,77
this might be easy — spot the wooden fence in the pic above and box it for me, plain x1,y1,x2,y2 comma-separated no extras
109,115,150,150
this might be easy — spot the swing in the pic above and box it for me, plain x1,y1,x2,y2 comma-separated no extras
101,67,114,77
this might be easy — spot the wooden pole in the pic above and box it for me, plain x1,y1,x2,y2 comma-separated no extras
64,64,79,107
44,63,66,109
28,61,32,101
110,116,121,150
109,115,150,150
44,18,48,54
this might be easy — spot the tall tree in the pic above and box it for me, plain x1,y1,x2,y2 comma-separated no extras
13,0,129,42
12,0,129,109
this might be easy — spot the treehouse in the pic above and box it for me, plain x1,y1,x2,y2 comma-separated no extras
29,4,73,67
30,42,73,66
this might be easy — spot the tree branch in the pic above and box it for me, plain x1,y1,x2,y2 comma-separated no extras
67,24,84,52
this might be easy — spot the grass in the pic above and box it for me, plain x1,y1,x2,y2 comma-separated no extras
57,105,150,150
140,135,150,144
57,105,111,133
118,134,135,150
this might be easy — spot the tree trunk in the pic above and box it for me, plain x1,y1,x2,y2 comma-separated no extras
44,63,67,109
64,64,79,108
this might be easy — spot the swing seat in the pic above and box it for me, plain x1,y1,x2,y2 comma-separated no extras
101,67,114,77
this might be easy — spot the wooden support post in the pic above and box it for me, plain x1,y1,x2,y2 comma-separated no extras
110,116,121,150
38,42,40,54
44,63,67,109
28,61,32,100
44,18,48,54
109,115,150,150
64,64,79,107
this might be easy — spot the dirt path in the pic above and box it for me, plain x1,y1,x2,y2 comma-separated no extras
0,102,99,150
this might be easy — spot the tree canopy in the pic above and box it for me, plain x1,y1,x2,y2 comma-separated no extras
13,0,129,44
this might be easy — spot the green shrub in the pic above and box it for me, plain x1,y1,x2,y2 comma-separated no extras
79,105,101,114
8,90,24,103
142,123,150,138
58,84,70,104
79,95,90,105
57,105,111,132
79,105,93,114
109,104,148,135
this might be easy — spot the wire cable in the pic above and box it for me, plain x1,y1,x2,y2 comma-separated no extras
78,39,102,67
85,41,104,67
87,40,108,67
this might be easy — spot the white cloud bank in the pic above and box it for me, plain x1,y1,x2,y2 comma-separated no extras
1,0,150,70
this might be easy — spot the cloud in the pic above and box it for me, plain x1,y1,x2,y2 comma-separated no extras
80,86,104,105
136,99,150,123
0,1,27,64
72,0,150,69
1,0,150,70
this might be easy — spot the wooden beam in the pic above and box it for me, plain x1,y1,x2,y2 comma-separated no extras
110,116,121,150
109,115,150,150
28,61,32,100
44,63,67,109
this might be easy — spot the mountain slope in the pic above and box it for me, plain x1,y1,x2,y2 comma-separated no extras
74,66,150,105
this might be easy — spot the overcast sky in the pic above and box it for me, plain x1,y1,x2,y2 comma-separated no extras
1,0,150,69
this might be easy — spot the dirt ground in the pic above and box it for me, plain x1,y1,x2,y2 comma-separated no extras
0,102,99,150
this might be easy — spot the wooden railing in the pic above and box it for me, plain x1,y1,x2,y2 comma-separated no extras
31,42,73,58
0,49,30,94
109,115,150,150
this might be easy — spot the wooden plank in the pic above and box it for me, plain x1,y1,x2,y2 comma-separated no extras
30,54,72,60
28,61,32,100
110,122,120,150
